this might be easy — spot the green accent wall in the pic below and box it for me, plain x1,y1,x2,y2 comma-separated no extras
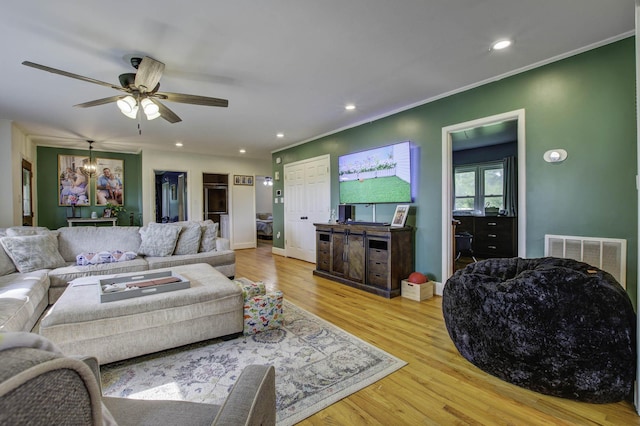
272,38,638,304
37,146,142,229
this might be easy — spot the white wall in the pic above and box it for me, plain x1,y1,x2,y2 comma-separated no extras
141,148,270,249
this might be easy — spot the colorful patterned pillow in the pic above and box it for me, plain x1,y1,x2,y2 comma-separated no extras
138,223,182,257
76,250,137,266
0,233,66,273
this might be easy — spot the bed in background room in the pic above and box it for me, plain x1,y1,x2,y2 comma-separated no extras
256,213,273,239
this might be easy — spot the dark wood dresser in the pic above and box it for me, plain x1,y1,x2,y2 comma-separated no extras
313,223,414,298
454,215,517,258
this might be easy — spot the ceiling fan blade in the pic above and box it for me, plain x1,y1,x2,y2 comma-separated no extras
22,61,127,92
74,95,123,108
134,57,165,93
148,98,182,123
155,91,229,107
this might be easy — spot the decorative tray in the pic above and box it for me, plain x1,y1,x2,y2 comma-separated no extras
99,271,190,303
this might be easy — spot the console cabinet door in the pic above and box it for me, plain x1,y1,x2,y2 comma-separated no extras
331,232,346,276
345,232,365,283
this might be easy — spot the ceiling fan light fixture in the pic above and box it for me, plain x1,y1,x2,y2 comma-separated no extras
117,95,137,113
141,98,159,115
122,105,138,119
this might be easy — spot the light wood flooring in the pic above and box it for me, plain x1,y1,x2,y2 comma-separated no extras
236,240,639,425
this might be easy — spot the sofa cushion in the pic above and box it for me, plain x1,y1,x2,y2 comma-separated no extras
0,247,17,276
0,234,66,273
138,223,182,257
199,220,218,252
0,270,50,331
57,227,142,263
173,222,202,255
145,250,236,271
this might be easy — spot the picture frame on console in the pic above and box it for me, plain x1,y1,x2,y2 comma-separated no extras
391,204,409,227
58,154,91,206
95,158,124,206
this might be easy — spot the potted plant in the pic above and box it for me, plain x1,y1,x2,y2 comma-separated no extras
105,202,126,220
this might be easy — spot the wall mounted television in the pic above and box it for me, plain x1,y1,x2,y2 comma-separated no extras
338,141,412,204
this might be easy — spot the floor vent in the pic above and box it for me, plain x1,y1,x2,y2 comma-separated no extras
544,234,627,289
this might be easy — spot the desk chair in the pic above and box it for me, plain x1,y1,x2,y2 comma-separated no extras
455,231,477,263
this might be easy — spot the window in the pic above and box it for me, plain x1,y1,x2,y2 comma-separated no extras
454,161,504,213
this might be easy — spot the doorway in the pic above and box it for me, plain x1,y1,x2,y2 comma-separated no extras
441,109,527,280
154,171,187,223
22,159,33,226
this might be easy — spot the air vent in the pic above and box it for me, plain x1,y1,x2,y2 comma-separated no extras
544,235,627,288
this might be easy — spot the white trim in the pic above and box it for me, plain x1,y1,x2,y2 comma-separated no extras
441,109,526,282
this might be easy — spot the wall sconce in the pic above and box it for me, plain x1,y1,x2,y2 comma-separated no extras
543,149,568,163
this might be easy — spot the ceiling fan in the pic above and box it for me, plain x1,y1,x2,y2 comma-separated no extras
22,56,229,124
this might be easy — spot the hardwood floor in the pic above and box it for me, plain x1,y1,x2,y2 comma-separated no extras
237,241,639,425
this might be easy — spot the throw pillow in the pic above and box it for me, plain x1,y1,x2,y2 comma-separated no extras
6,226,51,237
0,234,66,273
76,250,137,266
138,223,182,257
173,222,203,255
199,220,219,252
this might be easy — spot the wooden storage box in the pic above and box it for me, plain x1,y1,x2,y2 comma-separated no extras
401,280,433,301
99,271,190,303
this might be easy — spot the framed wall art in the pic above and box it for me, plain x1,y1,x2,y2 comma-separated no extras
391,204,409,227
58,154,91,206
95,158,124,206
234,175,254,186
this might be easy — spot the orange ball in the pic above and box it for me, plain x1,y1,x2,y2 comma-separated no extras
408,272,427,284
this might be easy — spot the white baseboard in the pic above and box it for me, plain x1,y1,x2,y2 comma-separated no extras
272,247,286,257
433,281,444,296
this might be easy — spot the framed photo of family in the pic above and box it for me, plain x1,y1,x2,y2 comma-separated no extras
391,204,409,227
58,155,91,206
234,175,254,186
95,158,124,206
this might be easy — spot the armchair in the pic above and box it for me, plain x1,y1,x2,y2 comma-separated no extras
0,333,276,426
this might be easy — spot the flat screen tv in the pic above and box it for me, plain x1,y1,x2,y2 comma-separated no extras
339,141,412,204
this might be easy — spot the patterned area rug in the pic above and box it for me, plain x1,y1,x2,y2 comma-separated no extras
101,300,406,425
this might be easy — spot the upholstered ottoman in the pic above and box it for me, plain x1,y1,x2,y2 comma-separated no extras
234,278,283,335
39,263,243,364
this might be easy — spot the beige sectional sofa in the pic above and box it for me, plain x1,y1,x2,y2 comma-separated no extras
0,221,235,333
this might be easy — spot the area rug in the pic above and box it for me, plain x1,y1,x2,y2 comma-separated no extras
101,300,406,425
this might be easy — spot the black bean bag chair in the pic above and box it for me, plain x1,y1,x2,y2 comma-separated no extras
442,257,636,403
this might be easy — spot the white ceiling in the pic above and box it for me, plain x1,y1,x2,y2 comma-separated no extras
0,1,634,159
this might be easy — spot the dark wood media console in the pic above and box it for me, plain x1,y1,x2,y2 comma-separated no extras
313,223,414,298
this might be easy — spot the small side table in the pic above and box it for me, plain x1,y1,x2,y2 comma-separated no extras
67,218,117,227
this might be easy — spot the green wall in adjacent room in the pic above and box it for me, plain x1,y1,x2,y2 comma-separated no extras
272,37,638,305
37,146,142,229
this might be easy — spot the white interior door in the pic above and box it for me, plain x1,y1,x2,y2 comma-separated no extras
284,155,330,263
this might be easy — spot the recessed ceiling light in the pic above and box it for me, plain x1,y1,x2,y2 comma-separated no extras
276,133,284,138
492,39,512,50
175,142,183,147
345,104,356,111
239,149,246,154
